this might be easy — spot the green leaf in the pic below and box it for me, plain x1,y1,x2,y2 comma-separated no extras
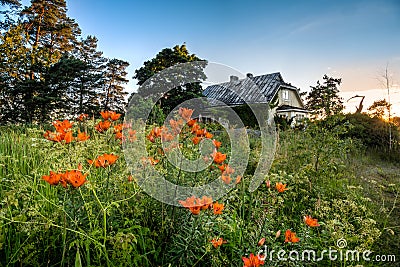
75,249,82,267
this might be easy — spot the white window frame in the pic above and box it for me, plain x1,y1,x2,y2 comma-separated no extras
282,89,289,100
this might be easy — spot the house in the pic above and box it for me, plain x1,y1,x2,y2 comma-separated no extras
202,72,308,124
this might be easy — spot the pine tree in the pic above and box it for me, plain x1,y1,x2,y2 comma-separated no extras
99,58,129,113
305,75,344,119
71,36,106,117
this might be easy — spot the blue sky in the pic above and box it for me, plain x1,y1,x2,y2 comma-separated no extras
20,0,400,113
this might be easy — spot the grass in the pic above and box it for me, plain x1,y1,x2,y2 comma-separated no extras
0,116,399,266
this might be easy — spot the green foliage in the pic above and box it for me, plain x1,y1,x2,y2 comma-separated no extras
367,99,391,119
134,44,207,115
305,74,344,119
0,111,398,266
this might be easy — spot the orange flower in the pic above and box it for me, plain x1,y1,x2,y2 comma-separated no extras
127,129,137,142
113,123,124,133
266,180,271,188
284,230,300,243
212,151,227,165
275,182,288,193
258,237,266,246
42,167,87,189
178,107,193,121
242,253,265,267
213,202,224,215
115,131,124,141
109,111,121,121
235,175,242,184
64,131,73,144
178,196,202,215
100,111,110,120
53,120,73,132
196,129,206,137
191,123,201,133
77,113,88,121
187,119,197,127
221,174,231,184
189,205,201,215
161,132,174,142
213,139,221,149
95,120,111,133
89,153,118,168
77,131,90,142
200,196,213,210
64,170,87,188
179,196,197,208
42,171,62,186
146,133,155,143
192,136,202,145
211,237,227,248
128,175,134,182
219,164,235,175
141,157,159,166
205,131,213,139
304,215,320,227
169,119,183,134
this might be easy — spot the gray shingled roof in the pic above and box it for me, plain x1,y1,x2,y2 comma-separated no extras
203,72,297,106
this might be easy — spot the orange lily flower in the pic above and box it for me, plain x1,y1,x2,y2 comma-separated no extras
221,174,231,184
95,120,111,133
212,151,227,165
304,215,320,227
76,113,88,121
235,175,242,184
242,253,265,267
211,237,227,248
42,171,62,186
205,131,213,139
213,202,224,215
64,170,87,188
275,182,288,193
178,107,193,121
109,111,121,121
100,111,110,120
200,196,213,210
53,120,73,132
187,119,197,127
219,164,235,175
258,238,266,246
284,230,300,243
212,139,221,149
192,136,202,145
191,123,201,133
77,131,90,142
88,153,118,168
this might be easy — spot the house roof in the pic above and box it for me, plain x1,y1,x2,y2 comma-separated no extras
203,72,298,106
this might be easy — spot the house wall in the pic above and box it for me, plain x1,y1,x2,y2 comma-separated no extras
277,88,304,108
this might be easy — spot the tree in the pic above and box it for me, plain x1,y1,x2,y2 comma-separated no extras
99,58,129,113
305,74,344,119
367,99,391,119
133,44,207,114
71,36,107,116
0,0,20,6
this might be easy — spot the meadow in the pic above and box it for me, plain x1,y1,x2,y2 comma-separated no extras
0,110,399,267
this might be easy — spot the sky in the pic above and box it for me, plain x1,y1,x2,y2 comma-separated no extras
21,0,400,116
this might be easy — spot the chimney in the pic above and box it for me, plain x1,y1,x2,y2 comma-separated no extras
247,73,253,78
230,75,239,82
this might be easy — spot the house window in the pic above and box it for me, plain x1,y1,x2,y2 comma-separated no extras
282,89,289,100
